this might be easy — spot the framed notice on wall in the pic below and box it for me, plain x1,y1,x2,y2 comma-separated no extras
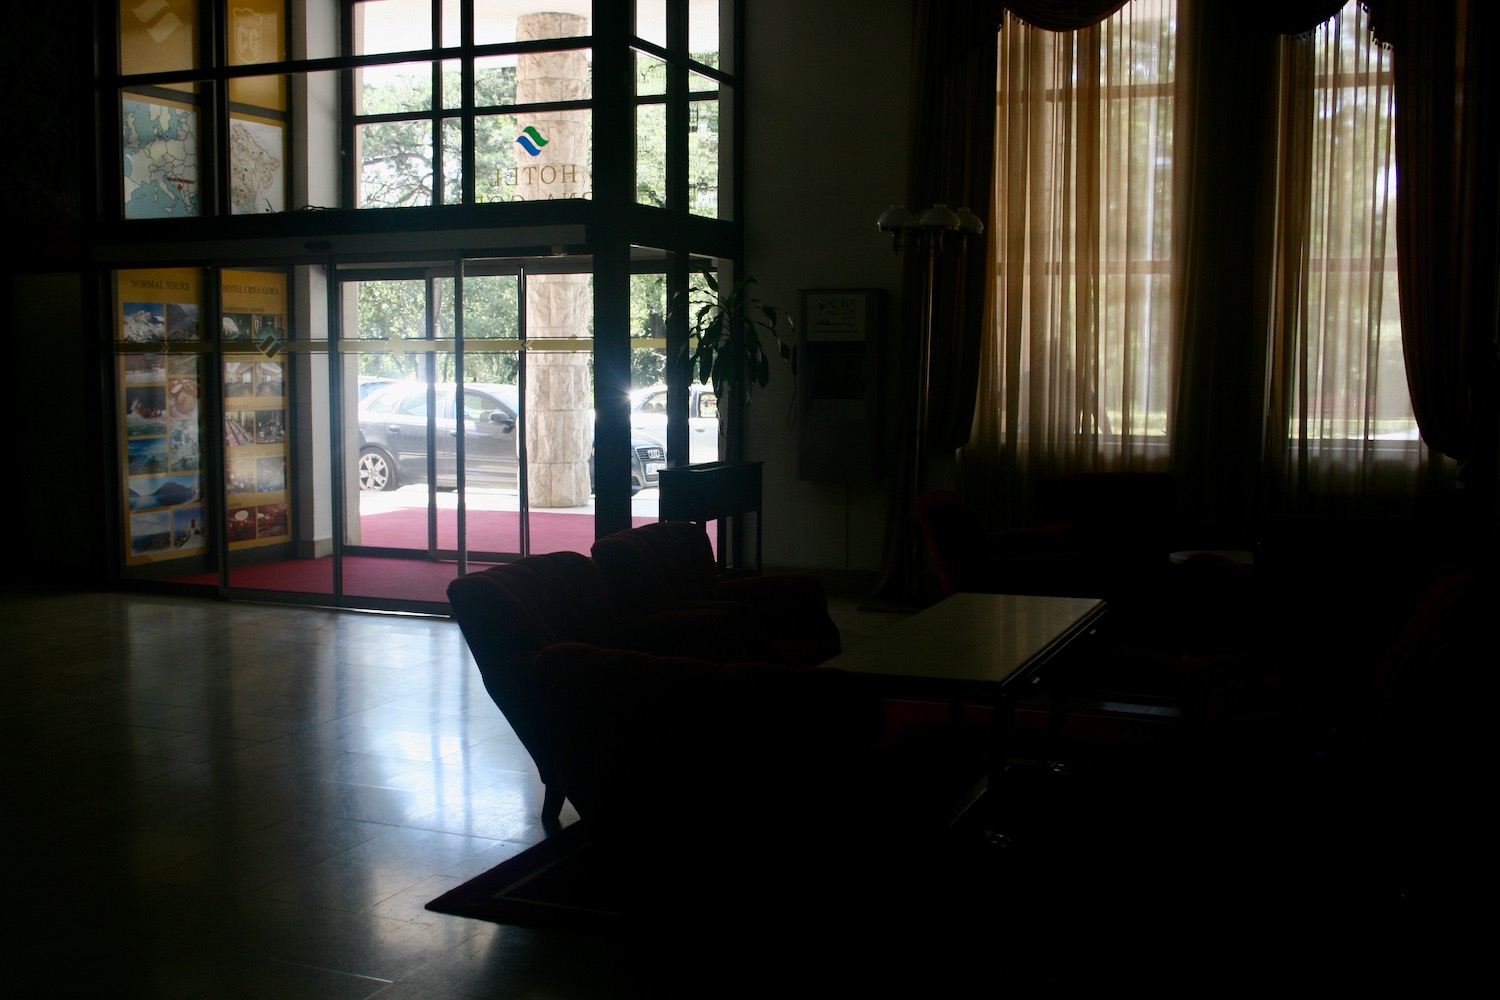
801,288,878,344
797,289,882,481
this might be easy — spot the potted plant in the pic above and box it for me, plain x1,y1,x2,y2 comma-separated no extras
676,273,795,409
661,274,794,572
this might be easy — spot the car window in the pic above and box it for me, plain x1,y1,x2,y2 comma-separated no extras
464,391,504,420
362,388,397,414
394,390,429,417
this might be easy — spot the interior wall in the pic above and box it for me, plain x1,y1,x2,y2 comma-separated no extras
11,272,103,587
743,0,913,573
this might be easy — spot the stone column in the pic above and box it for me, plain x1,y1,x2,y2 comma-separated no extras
517,12,592,507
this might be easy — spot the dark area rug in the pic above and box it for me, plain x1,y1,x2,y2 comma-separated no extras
425,821,621,932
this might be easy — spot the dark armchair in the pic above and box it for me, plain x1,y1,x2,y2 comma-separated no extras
531,640,986,974
591,520,842,666
914,489,1091,598
446,550,751,821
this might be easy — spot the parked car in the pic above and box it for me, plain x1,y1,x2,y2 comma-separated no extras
357,375,400,400
629,384,719,466
357,382,664,495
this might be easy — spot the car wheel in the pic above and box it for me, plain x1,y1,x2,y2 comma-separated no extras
358,448,397,491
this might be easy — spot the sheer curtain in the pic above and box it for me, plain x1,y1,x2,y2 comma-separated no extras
970,0,1176,524
1262,2,1454,512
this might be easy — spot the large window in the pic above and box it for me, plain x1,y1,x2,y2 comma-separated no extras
976,0,1436,511
99,1,747,607
110,0,604,217
1268,3,1413,442
632,0,731,219
118,0,289,218
984,0,1175,473
351,0,594,207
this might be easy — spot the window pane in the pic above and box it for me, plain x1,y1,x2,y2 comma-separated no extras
476,113,590,202
441,0,461,48
354,0,432,55
229,72,285,114
635,0,667,47
226,1,286,66
475,113,519,202
441,58,461,111
629,270,672,462
357,121,434,207
688,73,721,219
463,273,521,342
689,0,721,70
355,279,429,340
516,47,592,103
478,1,591,44
357,62,433,115
636,102,666,207
119,0,199,75
122,90,202,219
636,50,667,97
508,111,592,201
475,54,518,108
229,106,287,214
442,117,463,204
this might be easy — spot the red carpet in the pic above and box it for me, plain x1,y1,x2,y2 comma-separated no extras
173,509,656,605
352,506,643,555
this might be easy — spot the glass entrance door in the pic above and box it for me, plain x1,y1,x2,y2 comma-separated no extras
335,257,603,598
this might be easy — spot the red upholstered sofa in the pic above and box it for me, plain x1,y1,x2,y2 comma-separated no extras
591,520,842,667
530,640,985,980
447,550,760,821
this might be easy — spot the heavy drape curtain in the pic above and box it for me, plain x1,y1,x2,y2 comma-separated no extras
969,0,1176,530
1261,3,1455,512
959,0,1470,530
882,0,1490,591
1366,0,1499,494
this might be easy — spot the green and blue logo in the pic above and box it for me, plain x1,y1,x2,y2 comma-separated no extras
515,126,549,156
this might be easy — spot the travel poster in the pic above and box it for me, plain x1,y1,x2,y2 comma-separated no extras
220,269,292,550
116,267,208,566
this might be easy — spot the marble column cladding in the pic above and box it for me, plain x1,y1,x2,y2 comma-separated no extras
517,12,592,508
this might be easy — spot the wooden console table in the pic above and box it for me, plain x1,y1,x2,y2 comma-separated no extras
658,460,763,574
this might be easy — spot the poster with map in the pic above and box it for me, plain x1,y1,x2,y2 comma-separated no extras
122,96,200,219
230,116,285,214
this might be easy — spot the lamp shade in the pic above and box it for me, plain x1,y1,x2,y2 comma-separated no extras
876,205,919,232
918,203,961,230
954,207,985,235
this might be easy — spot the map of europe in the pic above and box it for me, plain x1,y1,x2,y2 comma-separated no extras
123,98,284,217
123,98,200,218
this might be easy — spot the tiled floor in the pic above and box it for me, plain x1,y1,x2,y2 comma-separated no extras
5,582,1459,995
3,586,634,998
2,583,917,998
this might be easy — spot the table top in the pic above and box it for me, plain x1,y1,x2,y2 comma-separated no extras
830,592,1107,696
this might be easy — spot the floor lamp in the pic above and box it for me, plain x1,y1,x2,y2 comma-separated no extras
866,202,984,610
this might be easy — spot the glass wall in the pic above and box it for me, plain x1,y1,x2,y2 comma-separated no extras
101,1,743,609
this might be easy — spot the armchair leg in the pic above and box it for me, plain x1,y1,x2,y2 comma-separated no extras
542,784,565,822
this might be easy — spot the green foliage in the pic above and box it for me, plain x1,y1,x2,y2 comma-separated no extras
353,64,681,393
355,271,669,394
673,274,793,403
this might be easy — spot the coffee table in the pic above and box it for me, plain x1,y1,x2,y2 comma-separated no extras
831,592,1107,826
